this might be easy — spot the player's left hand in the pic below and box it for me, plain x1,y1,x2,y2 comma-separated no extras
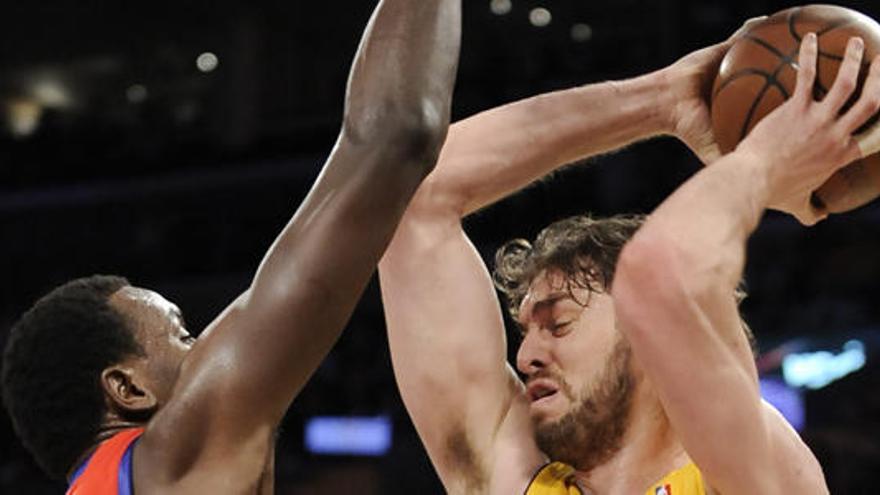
663,17,766,164
739,34,880,225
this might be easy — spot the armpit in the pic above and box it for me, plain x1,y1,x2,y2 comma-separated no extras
444,425,489,493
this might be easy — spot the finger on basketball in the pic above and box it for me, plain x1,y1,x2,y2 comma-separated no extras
729,16,768,42
823,37,865,113
795,33,819,101
840,55,880,136
856,121,880,158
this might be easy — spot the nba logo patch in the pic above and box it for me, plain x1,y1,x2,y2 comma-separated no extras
655,485,671,495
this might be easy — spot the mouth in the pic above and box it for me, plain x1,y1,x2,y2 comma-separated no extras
527,381,560,403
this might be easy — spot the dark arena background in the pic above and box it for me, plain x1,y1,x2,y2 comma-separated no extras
2,1,879,492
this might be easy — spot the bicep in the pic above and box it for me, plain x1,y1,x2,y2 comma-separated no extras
379,216,542,490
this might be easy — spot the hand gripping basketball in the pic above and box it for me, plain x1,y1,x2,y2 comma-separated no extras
737,33,880,224
857,117,880,157
856,78,880,156
712,5,880,217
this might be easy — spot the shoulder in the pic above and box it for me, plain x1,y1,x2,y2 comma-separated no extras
67,429,143,495
760,401,828,491
132,413,275,493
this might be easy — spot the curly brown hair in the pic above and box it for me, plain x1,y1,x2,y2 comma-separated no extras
494,214,645,319
493,214,751,349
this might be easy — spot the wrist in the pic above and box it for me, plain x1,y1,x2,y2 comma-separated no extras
652,67,683,136
725,144,776,209
600,70,677,138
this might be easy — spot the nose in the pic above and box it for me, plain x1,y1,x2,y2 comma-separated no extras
516,328,550,376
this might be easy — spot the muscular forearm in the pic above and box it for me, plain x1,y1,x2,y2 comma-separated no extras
171,0,463,441
245,0,461,398
415,70,675,217
343,0,461,156
631,149,770,294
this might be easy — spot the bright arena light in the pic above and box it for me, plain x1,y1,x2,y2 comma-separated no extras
490,0,512,16
305,415,392,456
571,23,593,42
529,7,552,28
196,52,219,73
126,84,148,103
782,340,866,390
7,99,43,138
31,79,71,108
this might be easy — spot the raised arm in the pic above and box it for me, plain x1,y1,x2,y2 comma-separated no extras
613,35,880,494
379,29,745,493
138,0,462,485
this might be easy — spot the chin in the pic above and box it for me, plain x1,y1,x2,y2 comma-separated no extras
530,398,571,426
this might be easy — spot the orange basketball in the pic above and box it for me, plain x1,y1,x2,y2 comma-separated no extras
711,5,880,213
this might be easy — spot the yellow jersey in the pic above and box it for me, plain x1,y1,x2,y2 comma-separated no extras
525,461,706,495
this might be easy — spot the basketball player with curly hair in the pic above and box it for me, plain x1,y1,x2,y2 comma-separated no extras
380,26,880,495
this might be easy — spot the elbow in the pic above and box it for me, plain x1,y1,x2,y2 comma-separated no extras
342,100,450,177
612,229,700,326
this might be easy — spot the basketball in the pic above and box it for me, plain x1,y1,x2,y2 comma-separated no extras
711,5,880,213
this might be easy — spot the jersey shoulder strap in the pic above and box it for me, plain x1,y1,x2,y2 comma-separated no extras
525,462,584,495
67,428,145,495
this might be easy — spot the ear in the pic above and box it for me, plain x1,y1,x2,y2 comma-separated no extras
100,365,158,415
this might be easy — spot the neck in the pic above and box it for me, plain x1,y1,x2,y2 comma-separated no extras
66,417,146,481
573,388,689,494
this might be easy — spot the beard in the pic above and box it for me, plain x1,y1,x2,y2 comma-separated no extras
533,337,635,472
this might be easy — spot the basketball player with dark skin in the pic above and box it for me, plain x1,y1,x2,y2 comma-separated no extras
380,26,880,495
3,1,461,493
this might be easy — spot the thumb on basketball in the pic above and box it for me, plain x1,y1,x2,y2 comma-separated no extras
728,16,768,44
856,121,880,158
694,140,723,164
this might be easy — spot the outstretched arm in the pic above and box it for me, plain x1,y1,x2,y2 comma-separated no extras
613,35,880,494
379,29,747,493
138,0,462,486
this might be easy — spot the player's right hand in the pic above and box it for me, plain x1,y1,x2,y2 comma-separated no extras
664,16,766,164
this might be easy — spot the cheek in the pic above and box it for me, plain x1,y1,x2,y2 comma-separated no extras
151,343,188,387
559,328,615,388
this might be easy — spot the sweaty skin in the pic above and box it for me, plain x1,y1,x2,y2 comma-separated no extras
380,29,878,495
70,1,463,493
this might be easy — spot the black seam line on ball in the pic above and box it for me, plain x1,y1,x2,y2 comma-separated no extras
713,35,794,99
745,34,792,61
738,50,799,141
738,60,797,143
713,67,791,102
739,80,773,142
788,6,856,61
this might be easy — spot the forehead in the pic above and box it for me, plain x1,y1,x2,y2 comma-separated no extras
518,269,591,320
110,286,180,323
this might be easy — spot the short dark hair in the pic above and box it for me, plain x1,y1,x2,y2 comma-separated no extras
1,275,140,479
493,214,752,348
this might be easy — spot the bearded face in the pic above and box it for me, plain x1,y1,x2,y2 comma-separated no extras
517,270,638,472
532,337,635,471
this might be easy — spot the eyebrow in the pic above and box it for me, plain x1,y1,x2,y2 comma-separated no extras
518,292,571,325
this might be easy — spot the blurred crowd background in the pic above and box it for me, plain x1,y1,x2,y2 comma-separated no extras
1,0,878,492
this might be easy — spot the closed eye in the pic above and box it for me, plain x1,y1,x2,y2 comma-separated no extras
550,321,573,334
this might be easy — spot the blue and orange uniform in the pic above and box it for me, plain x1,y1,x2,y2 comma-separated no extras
67,428,144,495
525,461,707,495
